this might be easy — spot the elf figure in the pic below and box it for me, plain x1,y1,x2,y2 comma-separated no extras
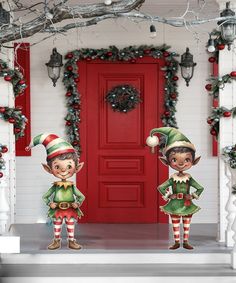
26,133,85,250
146,127,204,250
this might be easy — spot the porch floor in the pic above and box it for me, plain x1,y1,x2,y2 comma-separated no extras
1,223,236,278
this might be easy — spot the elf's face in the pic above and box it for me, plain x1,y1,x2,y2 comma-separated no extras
168,151,193,172
50,158,77,180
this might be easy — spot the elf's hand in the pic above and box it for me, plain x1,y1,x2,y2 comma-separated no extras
72,202,79,209
49,202,57,209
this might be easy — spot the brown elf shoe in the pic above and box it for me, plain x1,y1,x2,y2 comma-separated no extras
47,239,61,250
68,239,82,250
169,242,180,250
183,241,194,250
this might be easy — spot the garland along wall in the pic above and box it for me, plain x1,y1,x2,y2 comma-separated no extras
15,17,218,224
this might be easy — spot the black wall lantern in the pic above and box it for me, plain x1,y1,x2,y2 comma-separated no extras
0,3,10,25
179,47,196,87
217,2,236,50
46,48,63,87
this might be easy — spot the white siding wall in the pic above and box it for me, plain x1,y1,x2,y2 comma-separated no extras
15,17,218,223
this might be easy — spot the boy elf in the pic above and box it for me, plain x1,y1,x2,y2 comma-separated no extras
26,133,85,250
146,127,204,250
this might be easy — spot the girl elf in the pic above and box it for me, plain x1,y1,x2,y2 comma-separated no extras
146,127,204,250
26,133,85,250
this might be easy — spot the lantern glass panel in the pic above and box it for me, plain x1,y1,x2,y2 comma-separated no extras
47,66,61,80
221,23,236,42
181,66,193,80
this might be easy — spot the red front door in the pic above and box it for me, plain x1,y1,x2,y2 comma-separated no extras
78,58,168,223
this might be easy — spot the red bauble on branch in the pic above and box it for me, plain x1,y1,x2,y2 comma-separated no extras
65,91,72,97
72,141,79,146
217,44,225,50
106,52,113,57
207,118,213,125
66,121,72,126
210,128,217,136
8,118,16,124
164,111,171,117
4,75,12,81
66,53,73,59
18,80,26,85
230,71,236,77
144,49,151,54
223,111,231,117
172,76,179,81
205,84,212,91
0,107,6,113
0,172,3,178
67,66,73,71
14,128,21,134
170,93,177,99
163,51,169,57
208,57,216,63
1,146,8,153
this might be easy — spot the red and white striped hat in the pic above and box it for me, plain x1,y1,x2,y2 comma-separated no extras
26,133,76,160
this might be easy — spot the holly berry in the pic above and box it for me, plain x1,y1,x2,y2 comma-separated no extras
106,52,113,57
208,57,216,63
0,107,6,113
66,91,72,97
172,76,179,81
205,84,212,91
217,44,225,50
14,128,21,134
74,77,80,83
67,66,73,71
223,111,231,117
4,75,12,81
66,121,72,126
210,128,217,136
230,71,236,77
163,51,169,57
0,172,3,178
164,111,170,117
144,49,151,54
66,53,73,59
1,146,8,153
18,80,25,85
8,118,16,124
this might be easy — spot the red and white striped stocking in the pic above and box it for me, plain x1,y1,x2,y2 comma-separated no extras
182,215,192,242
170,215,181,243
65,218,75,241
53,218,62,239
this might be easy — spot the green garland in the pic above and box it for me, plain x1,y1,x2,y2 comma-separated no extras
223,144,236,169
0,106,27,140
207,106,236,138
0,143,8,178
106,84,141,113
0,59,27,97
63,45,179,154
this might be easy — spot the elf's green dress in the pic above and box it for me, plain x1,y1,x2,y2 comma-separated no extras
158,173,204,216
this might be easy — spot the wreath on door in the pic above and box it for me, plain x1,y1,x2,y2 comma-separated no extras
105,84,141,113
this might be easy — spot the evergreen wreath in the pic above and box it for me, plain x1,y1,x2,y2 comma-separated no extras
63,45,179,154
105,84,141,113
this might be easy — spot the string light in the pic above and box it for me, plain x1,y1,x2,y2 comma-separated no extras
207,36,216,53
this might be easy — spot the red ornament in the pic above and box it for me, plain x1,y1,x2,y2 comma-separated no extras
66,91,72,97
0,107,6,113
205,84,212,91
165,61,171,67
66,53,73,59
16,105,23,111
163,51,170,57
73,104,80,110
172,76,179,81
0,172,3,178
164,111,170,117
210,128,217,136
144,49,151,54
8,118,16,124
1,146,8,153
67,66,73,71
230,71,236,77
66,121,72,126
217,44,225,50
130,59,136,63
18,80,25,85
208,57,216,63
106,51,113,57
207,118,213,125
72,141,79,146
74,77,80,83
14,128,21,134
223,111,231,117
4,75,12,81
170,93,177,99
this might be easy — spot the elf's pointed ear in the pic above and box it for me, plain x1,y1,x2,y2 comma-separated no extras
42,163,52,174
76,161,84,173
193,156,201,166
159,157,169,166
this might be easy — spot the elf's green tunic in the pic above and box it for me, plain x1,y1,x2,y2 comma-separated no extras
42,181,85,219
158,173,204,216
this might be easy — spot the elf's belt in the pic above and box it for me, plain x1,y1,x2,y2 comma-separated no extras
171,193,192,206
56,202,73,210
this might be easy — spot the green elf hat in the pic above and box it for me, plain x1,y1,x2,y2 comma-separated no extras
26,133,76,160
146,127,195,154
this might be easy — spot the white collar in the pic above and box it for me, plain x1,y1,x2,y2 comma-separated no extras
170,173,191,183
